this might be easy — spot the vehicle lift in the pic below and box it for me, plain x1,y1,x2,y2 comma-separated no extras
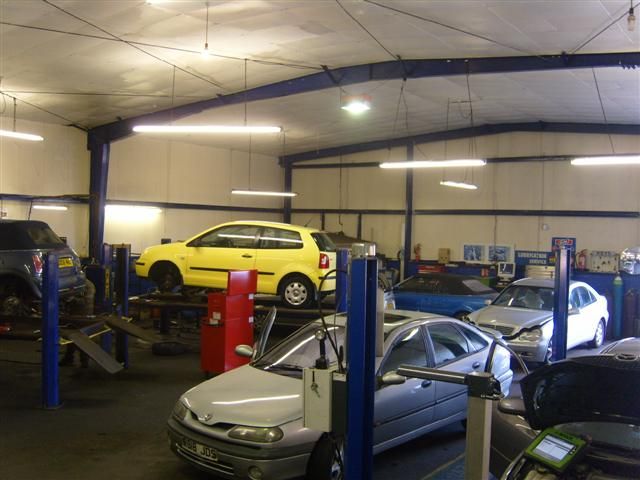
0,246,159,409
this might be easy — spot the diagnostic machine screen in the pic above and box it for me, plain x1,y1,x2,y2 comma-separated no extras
525,428,587,472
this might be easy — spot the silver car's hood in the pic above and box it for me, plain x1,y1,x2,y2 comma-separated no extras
470,305,552,330
183,365,302,427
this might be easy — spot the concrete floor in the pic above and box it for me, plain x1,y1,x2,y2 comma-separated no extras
0,324,465,480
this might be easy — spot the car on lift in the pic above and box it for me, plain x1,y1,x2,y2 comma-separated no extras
0,219,86,315
490,338,640,479
465,277,608,364
167,310,513,480
135,221,336,309
392,272,498,319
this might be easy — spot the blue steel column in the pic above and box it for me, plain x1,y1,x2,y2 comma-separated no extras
283,163,292,223
115,245,130,367
403,143,414,279
42,252,61,409
89,141,110,264
345,256,377,480
552,248,571,361
336,248,349,312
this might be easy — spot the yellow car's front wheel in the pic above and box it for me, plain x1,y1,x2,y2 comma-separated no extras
149,262,182,293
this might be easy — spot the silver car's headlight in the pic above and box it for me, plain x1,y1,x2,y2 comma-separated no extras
172,400,189,420
517,327,542,341
228,425,284,443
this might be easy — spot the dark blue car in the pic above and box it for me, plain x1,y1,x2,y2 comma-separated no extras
393,272,498,319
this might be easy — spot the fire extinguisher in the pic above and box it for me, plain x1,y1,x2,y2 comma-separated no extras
576,250,587,270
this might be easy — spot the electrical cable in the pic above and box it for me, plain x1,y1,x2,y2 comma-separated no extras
335,0,397,60
41,0,225,90
316,268,346,373
0,91,86,130
591,68,616,154
364,0,553,61
570,1,640,54
0,21,322,71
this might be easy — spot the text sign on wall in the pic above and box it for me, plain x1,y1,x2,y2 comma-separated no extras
515,250,552,266
551,237,576,252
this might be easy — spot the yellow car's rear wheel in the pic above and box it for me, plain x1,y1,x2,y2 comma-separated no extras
280,274,314,309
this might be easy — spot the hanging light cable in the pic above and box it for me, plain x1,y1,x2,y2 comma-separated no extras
0,97,44,142
202,2,210,57
628,0,636,31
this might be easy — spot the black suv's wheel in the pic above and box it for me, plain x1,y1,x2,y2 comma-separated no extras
151,263,182,292
0,279,33,316
279,274,314,309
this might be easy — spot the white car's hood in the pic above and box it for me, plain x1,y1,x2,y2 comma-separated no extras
470,305,552,331
183,365,302,427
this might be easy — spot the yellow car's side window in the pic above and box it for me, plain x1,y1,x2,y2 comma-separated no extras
198,225,259,248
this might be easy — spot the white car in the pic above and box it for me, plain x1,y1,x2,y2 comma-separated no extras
167,311,513,480
466,277,609,364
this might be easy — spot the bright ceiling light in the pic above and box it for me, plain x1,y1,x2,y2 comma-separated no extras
440,180,478,190
380,159,486,169
132,125,281,134
571,155,640,166
32,205,68,211
231,190,297,197
341,94,371,114
0,129,44,142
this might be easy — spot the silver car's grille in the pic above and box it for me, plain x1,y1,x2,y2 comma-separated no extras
175,445,235,475
480,324,514,336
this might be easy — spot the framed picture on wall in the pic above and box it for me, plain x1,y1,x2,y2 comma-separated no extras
488,245,514,263
462,244,486,263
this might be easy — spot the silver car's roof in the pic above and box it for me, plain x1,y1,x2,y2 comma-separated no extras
316,309,461,335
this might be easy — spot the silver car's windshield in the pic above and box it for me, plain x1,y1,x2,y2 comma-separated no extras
492,285,554,311
253,323,345,377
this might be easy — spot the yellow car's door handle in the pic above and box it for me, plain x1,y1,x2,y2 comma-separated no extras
241,254,253,258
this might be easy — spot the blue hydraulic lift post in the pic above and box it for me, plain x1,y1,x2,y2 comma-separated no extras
42,252,61,409
115,245,130,367
345,256,377,480
336,248,349,313
403,143,414,279
283,163,293,223
88,142,110,264
552,248,571,361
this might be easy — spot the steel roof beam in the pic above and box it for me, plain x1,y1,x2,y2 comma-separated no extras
88,51,640,146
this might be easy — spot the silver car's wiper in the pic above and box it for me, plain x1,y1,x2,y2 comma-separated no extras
256,362,302,371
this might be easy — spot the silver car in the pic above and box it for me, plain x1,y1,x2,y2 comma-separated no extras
167,311,513,480
466,278,609,364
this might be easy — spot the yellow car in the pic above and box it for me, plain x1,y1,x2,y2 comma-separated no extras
135,221,336,308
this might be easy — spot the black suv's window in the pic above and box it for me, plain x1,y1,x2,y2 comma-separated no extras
197,225,259,248
311,232,336,252
259,227,303,250
0,221,64,249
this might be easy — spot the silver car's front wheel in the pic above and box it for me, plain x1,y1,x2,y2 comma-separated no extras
306,434,344,480
280,275,314,309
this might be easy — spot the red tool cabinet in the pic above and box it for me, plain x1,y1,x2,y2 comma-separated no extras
201,270,257,375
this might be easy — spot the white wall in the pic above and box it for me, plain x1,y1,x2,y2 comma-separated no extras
0,118,90,254
292,132,640,259
106,136,283,253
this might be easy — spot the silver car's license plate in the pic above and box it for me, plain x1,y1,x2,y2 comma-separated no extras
181,437,218,461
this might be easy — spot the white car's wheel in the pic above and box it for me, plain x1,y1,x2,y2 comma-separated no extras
589,319,606,349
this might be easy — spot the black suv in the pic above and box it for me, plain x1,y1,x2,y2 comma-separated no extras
0,220,86,315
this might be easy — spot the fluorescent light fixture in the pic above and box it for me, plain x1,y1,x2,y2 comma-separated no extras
105,205,162,221
341,94,371,114
380,159,486,169
440,180,478,190
33,205,68,211
132,125,281,134
231,189,297,197
0,129,44,142
571,155,640,166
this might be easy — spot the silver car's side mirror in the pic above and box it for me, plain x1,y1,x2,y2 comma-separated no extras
569,307,580,315
235,344,254,358
497,397,526,416
484,299,492,305
380,371,407,386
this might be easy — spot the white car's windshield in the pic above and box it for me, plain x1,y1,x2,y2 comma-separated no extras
253,323,345,377
493,285,554,311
